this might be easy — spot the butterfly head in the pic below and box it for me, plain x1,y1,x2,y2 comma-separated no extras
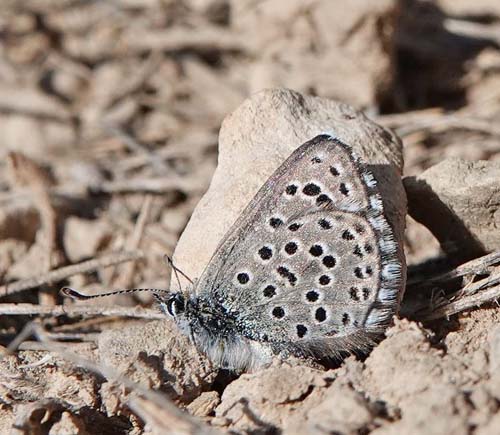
164,292,186,318
156,290,197,338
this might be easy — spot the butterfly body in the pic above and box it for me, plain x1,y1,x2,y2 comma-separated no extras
159,292,275,369
164,134,404,372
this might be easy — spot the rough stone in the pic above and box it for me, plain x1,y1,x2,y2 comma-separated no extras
98,320,217,403
186,391,220,418
404,158,500,263
361,319,446,407
48,411,89,435
288,382,375,435
215,365,330,433
371,387,471,435
475,413,500,435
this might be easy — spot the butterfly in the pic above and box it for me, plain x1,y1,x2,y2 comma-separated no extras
64,134,404,372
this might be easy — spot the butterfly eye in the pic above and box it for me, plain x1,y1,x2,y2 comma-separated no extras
166,293,185,317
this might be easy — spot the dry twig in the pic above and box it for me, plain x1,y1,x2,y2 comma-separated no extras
378,109,500,138
124,26,245,54
414,271,500,321
93,176,200,194
113,195,154,288
406,252,500,321
0,250,144,297
0,303,163,319
406,251,500,289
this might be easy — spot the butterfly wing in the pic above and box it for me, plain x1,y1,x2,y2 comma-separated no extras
193,134,403,359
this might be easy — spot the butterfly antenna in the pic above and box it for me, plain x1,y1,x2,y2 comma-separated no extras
152,293,165,305
166,255,183,292
61,287,169,301
164,254,194,285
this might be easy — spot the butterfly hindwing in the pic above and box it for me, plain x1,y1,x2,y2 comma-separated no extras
193,134,402,358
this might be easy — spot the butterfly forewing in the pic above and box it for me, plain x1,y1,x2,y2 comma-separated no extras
194,134,401,358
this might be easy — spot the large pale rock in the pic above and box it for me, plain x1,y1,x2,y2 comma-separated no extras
214,313,500,434
215,362,378,434
361,319,454,407
288,382,375,435
215,365,329,433
404,158,500,263
172,88,406,295
360,319,474,435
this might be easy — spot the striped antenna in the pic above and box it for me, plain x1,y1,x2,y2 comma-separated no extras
61,287,169,301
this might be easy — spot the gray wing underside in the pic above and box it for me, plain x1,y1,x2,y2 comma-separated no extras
194,135,402,358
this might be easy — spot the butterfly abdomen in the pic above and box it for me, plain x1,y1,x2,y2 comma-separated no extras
183,295,273,370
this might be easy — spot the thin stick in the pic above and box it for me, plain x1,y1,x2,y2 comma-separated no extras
0,250,144,297
114,195,153,287
393,114,500,138
94,177,199,194
377,104,500,138
410,268,500,321
427,251,500,283
18,341,96,352
124,26,245,54
416,283,500,321
406,251,500,289
0,174,203,205
0,303,164,319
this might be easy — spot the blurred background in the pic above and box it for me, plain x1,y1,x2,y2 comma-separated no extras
0,0,499,302
0,2,500,433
